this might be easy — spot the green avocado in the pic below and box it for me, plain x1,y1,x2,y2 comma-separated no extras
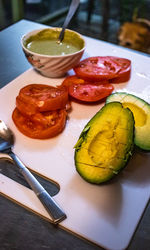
106,92,150,151
74,102,134,184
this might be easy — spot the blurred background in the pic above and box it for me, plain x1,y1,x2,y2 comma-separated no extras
0,0,150,54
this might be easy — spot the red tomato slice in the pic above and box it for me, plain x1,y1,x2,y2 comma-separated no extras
61,75,109,88
73,56,123,81
18,84,68,112
12,108,67,139
16,96,37,116
68,83,114,102
16,94,71,118
74,56,131,82
62,75,85,87
108,57,131,83
109,70,131,83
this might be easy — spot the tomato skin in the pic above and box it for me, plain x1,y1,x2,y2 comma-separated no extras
62,75,85,87
109,69,131,83
108,57,131,83
61,75,109,88
16,96,37,116
74,56,122,81
74,56,131,82
18,84,68,112
12,108,67,139
68,83,114,102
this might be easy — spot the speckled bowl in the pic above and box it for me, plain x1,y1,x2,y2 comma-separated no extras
21,28,85,78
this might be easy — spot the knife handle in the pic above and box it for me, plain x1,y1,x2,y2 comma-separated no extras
9,151,67,224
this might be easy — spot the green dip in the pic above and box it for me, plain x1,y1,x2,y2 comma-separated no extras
24,29,84,56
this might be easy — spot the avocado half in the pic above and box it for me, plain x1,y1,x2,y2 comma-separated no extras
106,92,150,151
74,102,134,184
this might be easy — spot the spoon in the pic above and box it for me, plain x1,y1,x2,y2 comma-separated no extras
0,119,66,224
57,0,80,43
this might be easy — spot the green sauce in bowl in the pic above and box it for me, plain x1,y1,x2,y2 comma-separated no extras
26,40,80,55
24,28,84,56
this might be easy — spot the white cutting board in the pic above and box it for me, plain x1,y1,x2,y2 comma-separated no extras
0,38,150,250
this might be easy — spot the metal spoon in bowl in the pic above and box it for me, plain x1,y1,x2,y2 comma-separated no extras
57,0,80,43
0,119,66,224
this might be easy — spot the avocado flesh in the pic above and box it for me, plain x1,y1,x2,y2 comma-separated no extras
106,92,150,151
75,102,134,184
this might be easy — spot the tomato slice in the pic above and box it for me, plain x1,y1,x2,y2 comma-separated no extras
12,108,67,139
108,57,131,83
61,75,109,88
18,84,68,112
68,83,114,102
109,70,131,83
16,95,37,116
73,56,123,81
73,56,131,82
62,75,85,87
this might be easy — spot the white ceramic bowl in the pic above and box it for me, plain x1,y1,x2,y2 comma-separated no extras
21,28,85,78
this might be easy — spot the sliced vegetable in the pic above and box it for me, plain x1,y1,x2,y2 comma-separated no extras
74,56,131,83
69,82,114,102
109,57,131,83
61,75,109,88
73,56,122,81
18,84,68,112
62,75,85,87
16,95,37,116
12,108,67,139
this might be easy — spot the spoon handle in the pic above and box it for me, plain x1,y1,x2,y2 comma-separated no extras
58,0,80,42
9,151,66,224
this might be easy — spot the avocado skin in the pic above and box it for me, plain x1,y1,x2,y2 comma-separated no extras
74,102,135,184
106,92,150,151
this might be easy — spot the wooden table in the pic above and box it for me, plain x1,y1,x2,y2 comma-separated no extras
0,20,150,250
